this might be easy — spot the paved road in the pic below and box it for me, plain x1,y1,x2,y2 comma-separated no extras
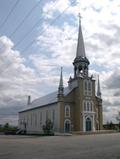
0,133,120,159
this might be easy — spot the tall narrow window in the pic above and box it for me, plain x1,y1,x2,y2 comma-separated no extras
84,80,88,96
46,110,48,121
65,105,70,117
27,115,29,126
83,101,93,112
84,80,92,96
85,81,87,90
31,114,32,125
88,82,91,91
84,101,86,111
87,102,89,111
35,113,37,126
90,102,92,111
52,110,55,124
40,112,42,125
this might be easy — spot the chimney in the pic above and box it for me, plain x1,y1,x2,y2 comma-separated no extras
27,95,31,105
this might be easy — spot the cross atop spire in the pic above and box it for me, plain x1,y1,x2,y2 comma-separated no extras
97,75,102,98
76,13,86,58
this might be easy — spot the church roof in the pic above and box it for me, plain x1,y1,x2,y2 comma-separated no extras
19,87,73,113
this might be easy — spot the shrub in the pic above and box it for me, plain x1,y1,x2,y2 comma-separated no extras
42,119,54,135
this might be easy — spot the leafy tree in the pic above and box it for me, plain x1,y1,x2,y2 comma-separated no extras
105,121,115,130
2,123,18,134
109,121,115,130
116,111,120,131
42,119,53,135
3,123,10,131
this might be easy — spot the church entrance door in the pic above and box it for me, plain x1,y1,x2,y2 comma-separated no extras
64,120,71,133
86,117,92,131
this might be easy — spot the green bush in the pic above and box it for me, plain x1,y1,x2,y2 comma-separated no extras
42,119,54,135
0,123,18,134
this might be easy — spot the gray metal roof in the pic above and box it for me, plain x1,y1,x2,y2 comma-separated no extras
19,87,72,113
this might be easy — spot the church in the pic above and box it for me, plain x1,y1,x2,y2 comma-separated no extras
18,18,103,134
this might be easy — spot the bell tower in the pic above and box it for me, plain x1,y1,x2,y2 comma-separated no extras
73,14,90,78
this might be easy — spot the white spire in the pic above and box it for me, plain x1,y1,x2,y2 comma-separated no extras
76,13,86,58
97,75,101,98
58,67,64,95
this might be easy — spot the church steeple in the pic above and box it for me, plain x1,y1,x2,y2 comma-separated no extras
76,13,86,58
73,14,90,78
58,67,64,96
97,75,102,98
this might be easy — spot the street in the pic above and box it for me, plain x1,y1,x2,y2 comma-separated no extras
0,133,120,159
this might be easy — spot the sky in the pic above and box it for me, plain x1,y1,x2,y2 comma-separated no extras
0,0,120,125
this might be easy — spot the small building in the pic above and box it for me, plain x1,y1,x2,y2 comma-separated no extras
18,18,103,134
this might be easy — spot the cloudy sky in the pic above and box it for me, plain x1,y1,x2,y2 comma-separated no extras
0,0,120,125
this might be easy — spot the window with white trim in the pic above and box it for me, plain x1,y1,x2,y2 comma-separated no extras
40,112,42,125
65,105,70,117
52,109,55,124
83,100,93,112
35,113,37,126
46,110,48,121
87,101,89,111
84,80,92,96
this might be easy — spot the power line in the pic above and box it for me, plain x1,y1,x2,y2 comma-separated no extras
9,0,43,38
21,0,76,53
0,0,76,75
0,114,18,116
0,0,20,30
13,0,58,48
0,0,57,75
14,16,43,48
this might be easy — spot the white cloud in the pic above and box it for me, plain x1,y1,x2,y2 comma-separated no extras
42,0,71,19
0,36,45,124
1,0,120,125
35,22,77,80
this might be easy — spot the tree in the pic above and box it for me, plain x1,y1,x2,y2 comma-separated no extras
3,123,10,131
109,121,115,130
105,121,115,130
42,119,53,135
116,111,120,131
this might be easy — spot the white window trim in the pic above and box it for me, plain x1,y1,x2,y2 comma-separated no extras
83,100,94,112
65,105,70,118
84,80,92,96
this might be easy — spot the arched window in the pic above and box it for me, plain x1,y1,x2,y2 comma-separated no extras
83,101,86,111
83,101,94,112
87,102,89,111
88,81,91,91
52,109,55,124
90,102,93,111
84,80,88,96
85,81,87,90
84,80,92,96
40,112,42,125
46,110,48,121
65,105,70,117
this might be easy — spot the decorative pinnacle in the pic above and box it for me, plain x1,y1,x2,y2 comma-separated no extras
60,67,63,87
58,67,64,95
97,75,101,98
